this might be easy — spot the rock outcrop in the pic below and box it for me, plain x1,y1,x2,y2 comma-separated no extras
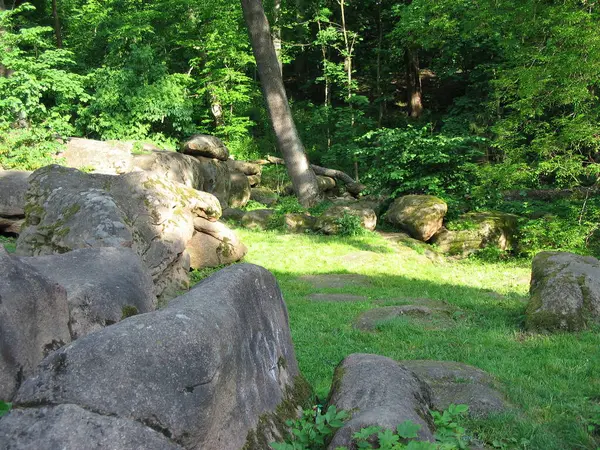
327,354,435,449
385,195,447,242
187,218,247,269
401,360,507,417
19,248,156,339
180,134,230,161
16,165,221,299
527,251,600,331
432,212,518,257
0,247,71,401
0,170,31,235
7,264,310,450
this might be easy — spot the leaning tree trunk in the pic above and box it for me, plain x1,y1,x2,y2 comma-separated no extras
51,0,63,48
240,0,320,207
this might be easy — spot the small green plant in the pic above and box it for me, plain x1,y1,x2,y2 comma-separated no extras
0,401,11,418
334,213,367,237
445,220,478,232
189,265,229,286
270,405,348,450
345,404,470,450
242,200,269,211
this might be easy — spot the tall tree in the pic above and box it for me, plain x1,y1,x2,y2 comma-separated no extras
240,0,320,206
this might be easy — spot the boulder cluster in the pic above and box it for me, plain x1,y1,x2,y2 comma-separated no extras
0,134,595,448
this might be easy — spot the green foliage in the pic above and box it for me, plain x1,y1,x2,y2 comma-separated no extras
0,401,11,418
348,404,470,450
497,197,600,257
0,127,65,170
333,213,367,237
357,126,484,198
189,265,229,286
271,404,471,450
0,236,17,253
270,405,348,450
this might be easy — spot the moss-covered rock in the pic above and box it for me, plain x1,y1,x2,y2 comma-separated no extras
526,251,600,331
314,204,377,235
385,195,447,242
284,213,317,233
431,211,518,257
241,209,275,230
250,187,279,207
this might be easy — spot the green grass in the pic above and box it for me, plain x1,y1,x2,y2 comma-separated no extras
218,228,600,450
0,235,16,253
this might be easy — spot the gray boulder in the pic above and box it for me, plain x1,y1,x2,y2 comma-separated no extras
250,187,279,207
0,217,23,235
385,195,447,242
187,218,247,269
284,213,316,233
401,360,507,417
228,170,251,208
222,207,246,222
132,151,232,208
0,404,182,450
315,204,377,235
19,248,156,339
17,165,221,300
62,138,161,175
0,170,30,217
241,209,275,230
432,212,518,257
327,354,434,449
14,264,309,450
180,134,230,161
226,159,262,176
527,251,600,331
0,247,71,401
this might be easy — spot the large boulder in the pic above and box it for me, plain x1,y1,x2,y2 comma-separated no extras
315,204,377,235
0,247,71,401
0,170,30,220
0,404,182,450
132,151,232,208
401,360,507,418
228,170,251,208
284,213,317,233
241,209,275,230
62,138,138,175
180,134,230,161
226,159,262,176
16,165,221,300
187,218,247,269
527,251,600,331
250,187,279,207
385,195,447,242
63,139,243,208
327,354,435,449
19,248,156,339
12,264,310,450
431,212,518,257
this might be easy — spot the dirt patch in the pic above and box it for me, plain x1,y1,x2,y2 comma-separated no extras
353,304,458,331
299,274,373,290
308,294,369,303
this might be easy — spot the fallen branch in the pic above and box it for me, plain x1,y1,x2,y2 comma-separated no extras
266,155,366,196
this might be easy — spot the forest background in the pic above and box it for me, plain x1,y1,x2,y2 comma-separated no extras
1,0,600,258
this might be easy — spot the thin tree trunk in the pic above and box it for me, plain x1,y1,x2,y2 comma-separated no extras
376,0,383,127
52,0,63,48
316,17,331,150
406,47,423,118
273,0,282,75
240,0,320,206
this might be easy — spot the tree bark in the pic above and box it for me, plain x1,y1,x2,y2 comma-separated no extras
240,0,320,206
52,0,63,49
405,47,423,118
273,0,282,75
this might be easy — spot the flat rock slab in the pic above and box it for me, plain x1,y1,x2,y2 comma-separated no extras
299,274,373,290
354,305,444,331
401,360,508,418
309,293,369,303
